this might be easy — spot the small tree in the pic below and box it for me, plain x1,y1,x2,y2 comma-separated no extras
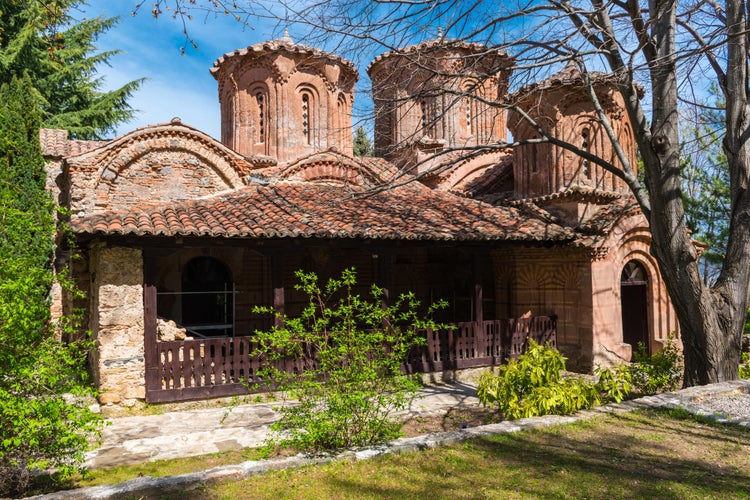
0,75,100,496
252,268,444,451
352,126,373,157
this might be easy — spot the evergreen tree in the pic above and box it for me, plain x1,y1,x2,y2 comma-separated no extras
0,0,142,139
0,75,100,496
353,126,373,157
681,87,731,285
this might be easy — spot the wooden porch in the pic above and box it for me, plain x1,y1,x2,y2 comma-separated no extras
144,315,557,403
142,242,557,403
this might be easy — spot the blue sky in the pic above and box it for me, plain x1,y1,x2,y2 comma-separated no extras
79,1,287,139
77,1,528,141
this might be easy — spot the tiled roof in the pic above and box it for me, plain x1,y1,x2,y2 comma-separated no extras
367,37,512,75
502,186,624,207
40,129,107,158
252,151,403,187
70,180,574,242
457,154,514,198
211,37,357,80
510,63,644,102
575,196,642,235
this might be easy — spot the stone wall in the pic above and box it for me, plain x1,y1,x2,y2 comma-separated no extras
89,245,145,407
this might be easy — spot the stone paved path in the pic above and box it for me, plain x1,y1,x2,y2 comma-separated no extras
85,381,481,469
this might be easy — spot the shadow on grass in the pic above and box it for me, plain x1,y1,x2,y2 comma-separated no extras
320,409,750,499
33,408,750,499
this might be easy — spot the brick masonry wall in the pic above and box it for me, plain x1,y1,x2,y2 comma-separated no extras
65,124,249,218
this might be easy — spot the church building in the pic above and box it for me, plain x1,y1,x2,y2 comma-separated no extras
42,34,679,409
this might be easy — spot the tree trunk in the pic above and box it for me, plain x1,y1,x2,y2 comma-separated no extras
630,0,748,386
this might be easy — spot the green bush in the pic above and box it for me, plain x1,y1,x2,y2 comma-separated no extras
595,363,633,403
251,268,445,452
629,336,683,395
0,75,101,496
476,341,630,420
739,352,750,379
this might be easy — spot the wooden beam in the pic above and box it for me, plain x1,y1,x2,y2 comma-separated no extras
377,251,390,307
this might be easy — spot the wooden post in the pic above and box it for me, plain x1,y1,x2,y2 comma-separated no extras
473,252,485,360
143,250,159,402
473,252,483,324
377,251,390,308
272,253,285,328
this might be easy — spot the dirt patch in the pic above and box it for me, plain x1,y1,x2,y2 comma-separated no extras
399,406,500,437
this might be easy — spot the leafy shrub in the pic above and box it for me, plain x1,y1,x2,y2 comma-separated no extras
595,363,633,403
629,336,683,394
739,352,750,379
251,268,445,452
0,75,101,497
477,341,630,419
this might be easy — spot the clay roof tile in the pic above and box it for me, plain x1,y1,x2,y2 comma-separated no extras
70,181,575,243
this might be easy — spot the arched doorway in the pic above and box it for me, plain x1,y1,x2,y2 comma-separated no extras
621,260,649,357
181,257,234,337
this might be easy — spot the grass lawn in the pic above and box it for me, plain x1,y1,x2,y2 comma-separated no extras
45,407,750,499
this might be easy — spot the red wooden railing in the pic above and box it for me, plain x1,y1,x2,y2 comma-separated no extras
403,316,557,374
144,316,557,403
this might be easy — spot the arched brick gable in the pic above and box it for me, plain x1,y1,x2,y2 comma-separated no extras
65,123,252,217
277,152,386,188
433,151,507,192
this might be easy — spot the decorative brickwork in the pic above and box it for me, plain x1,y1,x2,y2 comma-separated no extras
64,121,257,219
368,39,512,169
508,65,637,199
211,36,357,161
42,36,680,406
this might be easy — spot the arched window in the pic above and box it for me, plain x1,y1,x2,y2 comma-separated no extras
337,93,348,146
462,80,479,138
419,96,436,137
299,89,316,145
255,91,266,144
580,127,591,179
181,257,234,337
248,84,269,151
621,260,648,284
